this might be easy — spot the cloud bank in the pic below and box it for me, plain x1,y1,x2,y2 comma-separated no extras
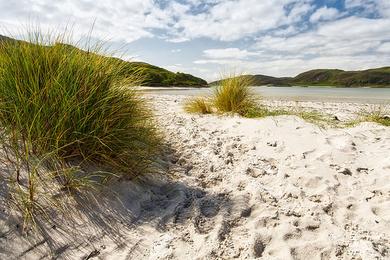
0,0,389,80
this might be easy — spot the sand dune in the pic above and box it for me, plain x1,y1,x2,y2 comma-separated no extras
1,95,389,259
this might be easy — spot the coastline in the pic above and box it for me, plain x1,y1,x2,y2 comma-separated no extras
141,86,390,105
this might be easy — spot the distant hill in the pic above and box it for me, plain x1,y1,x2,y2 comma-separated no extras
210,68,390,87
292,68,390,87
210,74,292,87
0,35,9,41
119,61,207,87
0,35,207,87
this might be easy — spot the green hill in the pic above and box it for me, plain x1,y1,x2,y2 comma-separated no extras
292,68,390,87
211,68,390,88
119,61,207,87
210,74,292,86
0,35,207,87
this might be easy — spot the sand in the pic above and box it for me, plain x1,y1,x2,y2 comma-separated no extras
1,95,389,259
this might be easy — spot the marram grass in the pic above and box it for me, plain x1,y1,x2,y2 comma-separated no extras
184,97,213,114
0,33,161,175
213,74,256,115
359,106,390,126
0,31,161,230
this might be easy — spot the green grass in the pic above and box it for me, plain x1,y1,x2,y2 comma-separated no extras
245,105,334,127
244,106,289,118
0,31,161,229
213,74,256,115
184,97,213,114
359,106,390,126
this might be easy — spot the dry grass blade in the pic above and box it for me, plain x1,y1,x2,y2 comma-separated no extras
213,74,256,115
359,105,390,126
0,29,162,230
184,97,213,114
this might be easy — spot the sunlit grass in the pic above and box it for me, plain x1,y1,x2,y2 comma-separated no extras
213,73,256,115
184,96,213,114
358,106,390,126
0,30,162,229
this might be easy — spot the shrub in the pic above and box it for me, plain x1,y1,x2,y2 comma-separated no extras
213,74,256,115
184,97,213,114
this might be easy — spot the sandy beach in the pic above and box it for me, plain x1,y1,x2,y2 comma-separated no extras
1,95,389,259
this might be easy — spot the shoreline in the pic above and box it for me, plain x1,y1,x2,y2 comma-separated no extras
140,86,390,105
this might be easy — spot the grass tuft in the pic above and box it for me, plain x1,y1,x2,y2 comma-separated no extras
359,106,390,126
213,74,256,115
244,106,289,118
0,30,162,229
184,97,213,114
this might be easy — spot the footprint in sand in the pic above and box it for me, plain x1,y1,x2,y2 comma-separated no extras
326,135,357,153
194,198,221,234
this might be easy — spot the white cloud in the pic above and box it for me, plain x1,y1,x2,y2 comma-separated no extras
310,7,340,23
377,42,390,52
0,0,316,43
345,0,390,18
197,16,390,79
169,0,314,41
195,54,390,78
255,17,390,56
378,0,390,18
0,0,180,43
202,48,259,59
1,0,389,81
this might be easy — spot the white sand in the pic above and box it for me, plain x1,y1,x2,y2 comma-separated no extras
1,95,389,259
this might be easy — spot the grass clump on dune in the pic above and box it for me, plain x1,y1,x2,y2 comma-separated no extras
184,97,213,114
184,73,256,116
359,106,390,126
245,106,289,118
0,31,161,229
213,74,256,115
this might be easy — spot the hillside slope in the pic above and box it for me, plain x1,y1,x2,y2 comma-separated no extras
211,68,390,87
293,68,390,87
0,35,207,87
121,61,207,87
210,74,292,86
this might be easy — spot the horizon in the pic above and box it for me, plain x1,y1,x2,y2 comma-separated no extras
0,0,389,81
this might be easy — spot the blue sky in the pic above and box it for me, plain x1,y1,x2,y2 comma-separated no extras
0,0,389,81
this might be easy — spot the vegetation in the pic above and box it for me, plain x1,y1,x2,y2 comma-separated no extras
185,74,342,127
359,106,390,126
184,97,213,114
292,68,390,87
124,62,208,87
244,106,289,118
0,34,208,88
0,32,161,229
210,74,291,87
213,74,257,115
245,106,335,127
210,67,390,87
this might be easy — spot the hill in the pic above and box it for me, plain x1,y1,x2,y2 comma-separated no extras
292,68,390,87
210,68,390,87
120,61,207,87
0,35,207,87
210,74,292,86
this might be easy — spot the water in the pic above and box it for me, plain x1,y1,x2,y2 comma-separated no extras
141,86,390,104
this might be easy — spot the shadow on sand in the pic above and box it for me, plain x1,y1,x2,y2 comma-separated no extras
0,146,234,259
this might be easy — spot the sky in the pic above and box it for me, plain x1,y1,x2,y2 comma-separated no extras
0,0,389,81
